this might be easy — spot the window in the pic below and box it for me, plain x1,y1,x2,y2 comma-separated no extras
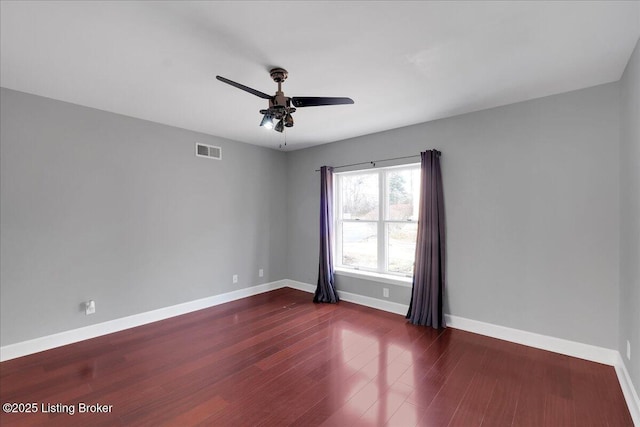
335,163,420,277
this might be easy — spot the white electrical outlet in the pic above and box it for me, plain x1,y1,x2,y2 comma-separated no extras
383,288,389,298
85,300,96,315
259,269,264,277
627,340,631,361
233,274,238,284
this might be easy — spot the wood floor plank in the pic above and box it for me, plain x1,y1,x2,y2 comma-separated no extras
0,288,633,426
417,343,488,426
511,346,550,427
480,377,520,427
448,372,497,426
357,380,413,426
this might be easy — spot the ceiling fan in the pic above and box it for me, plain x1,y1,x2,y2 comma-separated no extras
216,68,354,132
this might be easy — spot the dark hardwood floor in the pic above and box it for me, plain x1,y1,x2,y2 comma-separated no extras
0,288,632,426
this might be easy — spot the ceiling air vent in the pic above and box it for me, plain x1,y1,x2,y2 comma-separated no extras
195,142,222,160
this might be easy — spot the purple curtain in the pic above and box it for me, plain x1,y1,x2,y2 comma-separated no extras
406,150,446,327
314,166,339,303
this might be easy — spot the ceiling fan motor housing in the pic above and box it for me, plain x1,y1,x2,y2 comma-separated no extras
269,68,288,83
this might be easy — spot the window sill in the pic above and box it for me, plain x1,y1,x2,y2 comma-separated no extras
334,268,413,288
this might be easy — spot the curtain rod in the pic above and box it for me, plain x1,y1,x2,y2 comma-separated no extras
315,153,435,172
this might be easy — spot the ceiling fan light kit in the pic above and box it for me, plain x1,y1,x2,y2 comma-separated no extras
216,68,354,133
284,113,294,128
259,113,274,129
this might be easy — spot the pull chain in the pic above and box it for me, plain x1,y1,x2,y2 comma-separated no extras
279,130,287,149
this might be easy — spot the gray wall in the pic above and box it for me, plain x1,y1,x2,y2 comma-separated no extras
287,83,621,350
0,75,628,357
0,88,288,346
619,38,640,398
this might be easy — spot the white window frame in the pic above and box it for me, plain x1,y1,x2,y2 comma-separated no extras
334,163,420,285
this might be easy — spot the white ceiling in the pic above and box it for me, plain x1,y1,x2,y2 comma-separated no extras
1,1,639,150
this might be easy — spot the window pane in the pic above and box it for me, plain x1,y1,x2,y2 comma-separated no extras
386,168,420,220
387,223,417,274
342,222,377,268
341,173,378,220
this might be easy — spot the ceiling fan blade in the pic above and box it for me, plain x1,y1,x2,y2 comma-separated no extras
291,97,354,108
216,75,272,100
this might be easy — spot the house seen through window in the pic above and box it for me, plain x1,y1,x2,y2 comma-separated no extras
335,163,420,277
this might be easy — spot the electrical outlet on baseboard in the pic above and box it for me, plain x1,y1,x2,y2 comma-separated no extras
627,340,631,361
383,288,389,298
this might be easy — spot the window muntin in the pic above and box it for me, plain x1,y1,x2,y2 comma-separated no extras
335,164,420,277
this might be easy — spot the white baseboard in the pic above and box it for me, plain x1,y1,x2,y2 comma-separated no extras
2,279,638,425
444,314,619,366
285,279,410,315
285,279,316,294
0,280,289,362
614,353,640,426
337,290,409,315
